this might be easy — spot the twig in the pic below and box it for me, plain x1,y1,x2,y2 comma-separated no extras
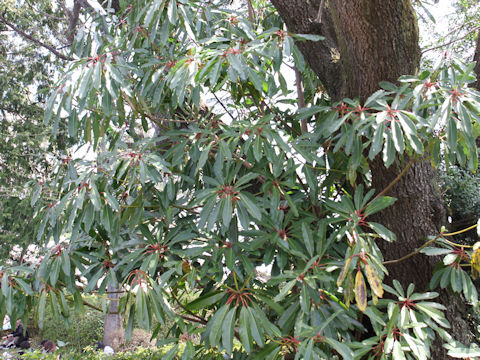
314,0,326,23
442,223,478,237
171,290,209,324
83,300,104,312
422,25,480,54
365,156,416,209
246,0,255,24
383,235,439,265
0,13,71,61
179,314,207,325
294,67,307,134
383,222,479,265
213,93,236,122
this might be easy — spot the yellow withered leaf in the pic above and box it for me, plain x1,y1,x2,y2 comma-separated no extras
365,262,384,298
344,273,354,308
355,270,367,312
337,257,352,287
472,245,480,279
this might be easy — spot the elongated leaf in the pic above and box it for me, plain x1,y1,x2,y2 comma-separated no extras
247,307,265,347
38,290,47,329
369,222,397,242
355,270,367,312
274,279,296,302
365,196,396,216
239,306,253,353
365,262,383,298
324,337,354,360
186,291,225,311
239,192,262,220
302,223,314,257
208,304,230,346
337,257,352,287
222,306,237,354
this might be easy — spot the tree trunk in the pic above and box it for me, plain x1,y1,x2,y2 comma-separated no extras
272,0,474,357
103,285,124,351
473,29,480,90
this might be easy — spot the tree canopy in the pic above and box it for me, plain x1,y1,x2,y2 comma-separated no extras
2,0,480,359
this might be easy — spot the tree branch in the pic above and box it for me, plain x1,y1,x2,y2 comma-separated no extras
422,25,480,55
0,13,71,61
365,156,416,209
473,29,480,90
246,0,255,24
382,235,438,265
171,290,208,325
294,67,307,134
83,299,104,312
67,0,83,43
314,0,326,23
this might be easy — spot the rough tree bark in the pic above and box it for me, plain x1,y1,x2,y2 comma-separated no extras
272,0,474,357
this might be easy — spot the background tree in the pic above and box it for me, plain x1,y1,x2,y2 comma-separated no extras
0,0,69,262
0,0,124,346
2,0,480,359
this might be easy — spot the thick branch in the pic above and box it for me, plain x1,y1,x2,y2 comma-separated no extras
272,0,420,101
67,0,83,43
0,13,71,61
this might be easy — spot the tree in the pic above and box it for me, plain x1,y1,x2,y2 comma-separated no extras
0,0,124,345
271,1,478,357
3,1,480,359
0,0,68,261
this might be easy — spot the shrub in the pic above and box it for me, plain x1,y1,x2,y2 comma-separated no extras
19,347,172,360
32,296,104,352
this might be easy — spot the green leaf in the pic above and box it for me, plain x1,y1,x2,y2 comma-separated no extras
301,223,314,257
368,222,397,242
446,342,480,358
274,279,296,302
222,198,233,230
208,304,230,347
296,106,322,120
420,247,453,256
38,290,47,329
369,122,385,160
324,337,354,360
185,291,225,311
247,307,265,347
391,121,405,153
447,116,458,154
249,69,264,93
90,183,102,212
222,306,237,354
239,192,262,220
167,0,177,23
105,191,120,212
15,278,33,296
409,291,438,301
415,303,449,328
239,306,253,353
392,340,406,360
364,196,397,216
292,34,325,42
